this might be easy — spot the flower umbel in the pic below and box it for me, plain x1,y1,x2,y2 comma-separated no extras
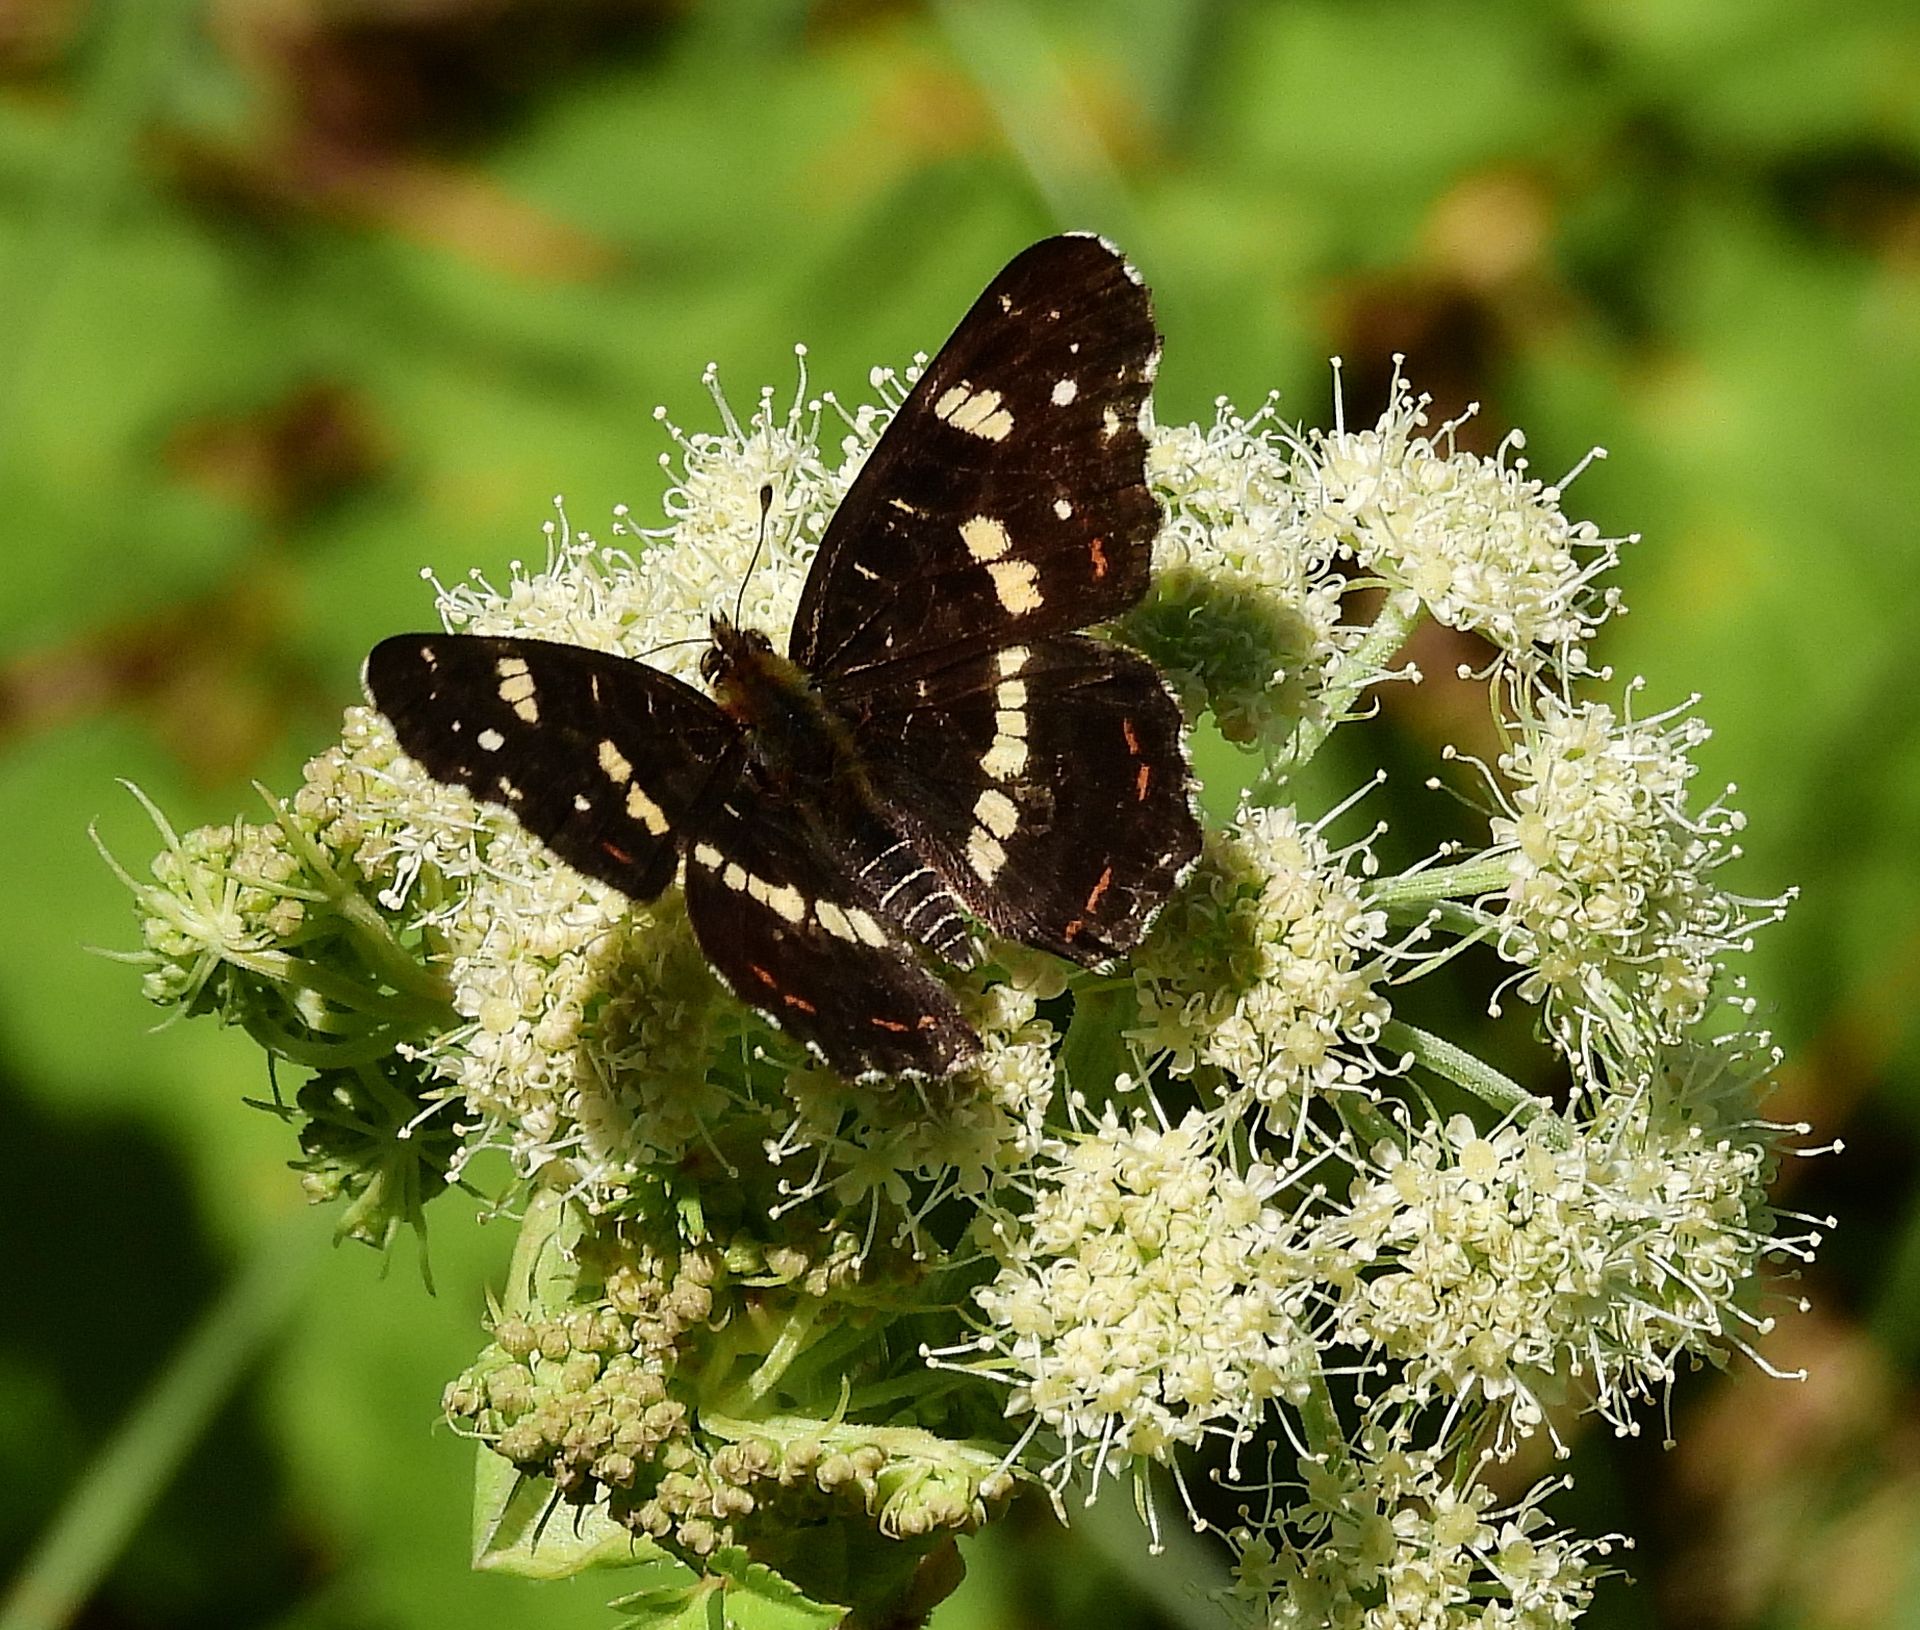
110,329,1811,1630
1132,803,1395,1140
961,1107,1316,1493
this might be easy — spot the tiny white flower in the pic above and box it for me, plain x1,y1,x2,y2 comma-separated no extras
1133,803,1393,1137
1295,361,1625,672
965,1107,1316,1488
1322,1036,1797,1450
1481,685,1785,1058
1130,401,1355,744
1226,1426,1610,1630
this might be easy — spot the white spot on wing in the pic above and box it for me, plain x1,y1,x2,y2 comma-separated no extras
624,784,670,836
847,907,888,947
968,828,1007,883
982,731,1028,780
935,382,1014,441
1053,498,1072,519
478,728,505,753
759,881,807,923
987,559,1043,615
817,901,858,942
961,515,1012,562
598,740,633,783
497,659,539,723
974,788,1018,839
693,843,723,869
1051,378,1078,406
997,646,1029,677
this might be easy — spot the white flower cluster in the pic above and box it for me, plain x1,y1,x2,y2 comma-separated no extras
1483,689,1773,1055
1133,804,1393,1136
769,960,1060,1240
1134,400,1353,744
968,1108,1315,1481
1297,363,1625,670
1228,1434,1608,1630
1319,1031,1797,1452
116,331,1809,1630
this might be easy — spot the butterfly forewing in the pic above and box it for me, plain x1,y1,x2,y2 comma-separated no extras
791,235,1161,685
364,635,743,901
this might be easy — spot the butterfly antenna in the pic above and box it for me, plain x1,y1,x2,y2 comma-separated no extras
630,634,712,663
732,483,775,628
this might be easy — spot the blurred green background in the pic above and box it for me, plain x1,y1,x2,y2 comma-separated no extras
2,1,1916,1626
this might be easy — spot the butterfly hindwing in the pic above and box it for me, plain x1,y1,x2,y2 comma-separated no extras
682,767,978,1079
791,234,1160,684
854,636,1199,962
364,634,743,901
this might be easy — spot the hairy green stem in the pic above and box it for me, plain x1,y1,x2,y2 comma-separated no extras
732,1298,825,1410
1381,1020,1565,1143
1259,596,1424,793
1371,856,1513,906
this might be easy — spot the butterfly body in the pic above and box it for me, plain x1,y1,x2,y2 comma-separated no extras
701,618,856,791
366,234,1201,1079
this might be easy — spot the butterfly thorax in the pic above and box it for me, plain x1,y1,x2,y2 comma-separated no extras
701,616,854,790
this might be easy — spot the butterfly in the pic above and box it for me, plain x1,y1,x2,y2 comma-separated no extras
365,234,1201,1079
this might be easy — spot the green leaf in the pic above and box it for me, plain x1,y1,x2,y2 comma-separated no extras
609,1549,843,1630
471,1457,670,1580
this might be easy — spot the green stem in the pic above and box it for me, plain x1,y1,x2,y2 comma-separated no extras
839,1368,972,1416
1380,1020,1564,1142
730,1298,825,1411
1258,596,1424,794
1294,1357,1350,1468
0,1215,322,1630
1370,856,1513,907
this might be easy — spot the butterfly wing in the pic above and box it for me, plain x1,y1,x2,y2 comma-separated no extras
364,634,744,901
682,764,978,1078
854,636,1199,963
790,234,1161,683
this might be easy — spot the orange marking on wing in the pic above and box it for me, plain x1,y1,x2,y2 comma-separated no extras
916,1014,939,1030
1089,537,1109,579
748,963,778,988
1062,917,1085,941
601,840,634,865
1084,867,1113,915
1135,762,1152,801
871,1016,910,1034
783,993,817,1014
1122,717,1140,755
